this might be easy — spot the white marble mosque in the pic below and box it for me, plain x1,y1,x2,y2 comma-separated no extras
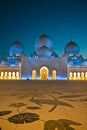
0,34,87,80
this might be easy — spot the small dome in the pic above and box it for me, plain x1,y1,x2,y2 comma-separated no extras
35,34,53,51
9,41,24,55
37,46,51,58
65,41,79,55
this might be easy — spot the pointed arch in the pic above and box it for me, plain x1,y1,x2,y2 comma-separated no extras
40,66,49,80
52,70,56,80
32,70,37,80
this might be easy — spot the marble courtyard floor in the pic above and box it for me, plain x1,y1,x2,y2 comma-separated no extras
0,80,87,130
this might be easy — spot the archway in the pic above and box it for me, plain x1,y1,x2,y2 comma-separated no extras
52,70,56,80
32,70,37,80
40,66,49,80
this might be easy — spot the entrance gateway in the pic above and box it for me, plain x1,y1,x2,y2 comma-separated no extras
32,66,57,80
40,66,49,80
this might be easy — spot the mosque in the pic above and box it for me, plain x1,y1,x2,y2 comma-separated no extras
0,34,87,80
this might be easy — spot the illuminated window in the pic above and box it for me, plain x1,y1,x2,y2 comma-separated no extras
32,70,36,80
16,54,20,56
81,72,84,80
52,70,56,80
85,72,87,76
85,72,87,80
81,72,84,76
8,72,11,76
0,72,4,79
4,72,8,79
69,72,73,80
69,54,73,56
16,72,20,79
73,72,76,76
0,71,20,80
5,72,7,76
16,72,19,76
70,72,72,77
77,72,80,76
8,72,11,79
73,72,76,80
1,72,4,76
12,72,16,79
12,72,15,75
77,72,80,80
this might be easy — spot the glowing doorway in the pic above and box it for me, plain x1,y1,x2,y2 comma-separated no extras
52,70,56,80
32,70,37,80
40,66,49,80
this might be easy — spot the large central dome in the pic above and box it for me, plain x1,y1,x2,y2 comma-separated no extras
35,34,53,51
31,34,58,58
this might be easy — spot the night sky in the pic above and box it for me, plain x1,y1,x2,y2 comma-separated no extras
0,0,87,58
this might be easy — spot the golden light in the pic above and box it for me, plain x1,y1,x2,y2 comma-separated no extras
0,71,20,80
85,72,87,80
69,72,73,80
77,72,80,80
0,72,4,79
52,70,56,80
32,70,37,80
4,72,8,79
40,66,49,80
16,72,20,79
68,71,87,80
81,72,84,80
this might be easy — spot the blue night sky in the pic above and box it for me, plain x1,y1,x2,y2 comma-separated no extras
0,0,87,58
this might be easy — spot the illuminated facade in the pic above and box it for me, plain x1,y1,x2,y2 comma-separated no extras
0,34,87,80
